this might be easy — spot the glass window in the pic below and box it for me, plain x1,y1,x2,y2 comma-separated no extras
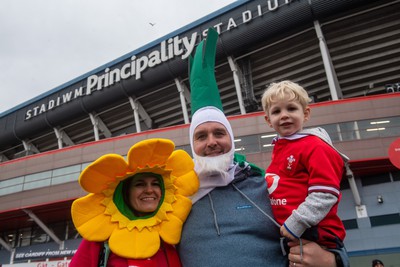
357,117,400,139
235,135,261,154
52,173,78,185
0,184,23,196
370,213,400,227
52,165,81,177
30,226,49,245
0,177,23,187
342,219,358,230
338,121,359,141
361,173,391,186
18,228,33,247
260,133,276,153
358,120,384,139
24,171,52,182
23,179,51,190
317,124,340,142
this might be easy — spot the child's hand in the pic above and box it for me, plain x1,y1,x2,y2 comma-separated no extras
280,225,296,241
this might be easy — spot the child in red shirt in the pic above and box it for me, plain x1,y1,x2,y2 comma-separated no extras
261,80,347,249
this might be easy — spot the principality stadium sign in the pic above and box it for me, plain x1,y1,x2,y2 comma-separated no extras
25,0,296,120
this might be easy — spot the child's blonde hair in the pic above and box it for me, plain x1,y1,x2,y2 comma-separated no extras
261,80,311,114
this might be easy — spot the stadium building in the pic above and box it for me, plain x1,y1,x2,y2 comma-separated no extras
1,0,399,266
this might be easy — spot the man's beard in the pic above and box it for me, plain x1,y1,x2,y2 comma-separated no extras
190,151,235,203
194,152,233,182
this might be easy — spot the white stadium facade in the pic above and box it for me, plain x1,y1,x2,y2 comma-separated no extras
1,0,400,266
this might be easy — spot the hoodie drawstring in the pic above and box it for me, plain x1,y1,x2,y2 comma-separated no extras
207,193,221,236
232,183,306,259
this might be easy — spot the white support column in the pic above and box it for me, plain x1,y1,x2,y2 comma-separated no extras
345,163,368,218
22,140,29,151
22,140,40,155
314,20,342,100
54,127,64,149
227,56,246,114
345,163,362,206
175,78,190,124
95,115,112,138
129,97,142,133
53,127,74,148
23,209,64,250
89,113,100,141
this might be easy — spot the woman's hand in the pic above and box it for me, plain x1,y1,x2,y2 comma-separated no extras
287,239,336,267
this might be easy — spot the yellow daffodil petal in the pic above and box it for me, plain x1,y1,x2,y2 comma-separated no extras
174,170,199,196
71,193,105,227
166,150,194,177
171,194,192,222
72,194,117,241
158,214,183,245
165,150,199,196
79,154,128,193
109,227,160,259
127,138,174,170
75,213,117,241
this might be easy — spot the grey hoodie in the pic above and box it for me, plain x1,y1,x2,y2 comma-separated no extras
178,162,287,267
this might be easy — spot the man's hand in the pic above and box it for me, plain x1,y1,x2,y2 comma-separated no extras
287,239,336,267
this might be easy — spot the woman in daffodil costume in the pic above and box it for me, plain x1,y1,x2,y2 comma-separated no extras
70,138,199,267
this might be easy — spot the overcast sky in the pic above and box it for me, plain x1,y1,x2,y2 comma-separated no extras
0,0,236,114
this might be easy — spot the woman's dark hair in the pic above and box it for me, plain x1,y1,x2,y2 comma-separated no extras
121,175,134,210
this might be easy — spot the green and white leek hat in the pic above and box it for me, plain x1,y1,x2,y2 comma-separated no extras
188,28,235,156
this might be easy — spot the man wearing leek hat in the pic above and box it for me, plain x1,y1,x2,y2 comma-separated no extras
177,27,349,267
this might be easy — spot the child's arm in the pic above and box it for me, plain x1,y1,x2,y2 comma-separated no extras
281,192,337,240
